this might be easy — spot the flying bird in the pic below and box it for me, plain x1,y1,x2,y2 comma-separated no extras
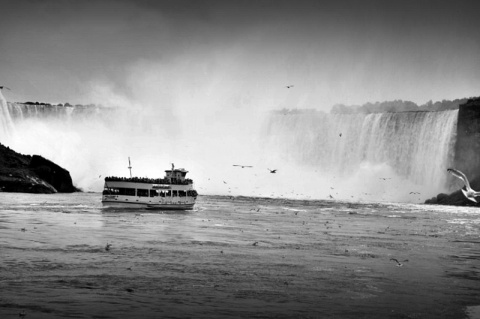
233,165,253,168
285,85,294,89
0,86,11,90
447,168,480,203
390,258,404,267
268,169,277,173
339,133,342,137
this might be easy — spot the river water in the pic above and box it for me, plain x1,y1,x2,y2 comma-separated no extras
1,192,479,318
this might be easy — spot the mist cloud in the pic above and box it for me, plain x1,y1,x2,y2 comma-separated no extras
1,0,479,201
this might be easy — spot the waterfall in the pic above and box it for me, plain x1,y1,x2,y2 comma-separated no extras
0,99,183,192
263,110,458,197
0,95,460,200
0,92,16,138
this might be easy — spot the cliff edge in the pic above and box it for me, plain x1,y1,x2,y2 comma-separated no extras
426,97,480,206
0,143,78,193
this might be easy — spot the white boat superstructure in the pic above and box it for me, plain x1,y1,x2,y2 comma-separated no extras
101,163,197,210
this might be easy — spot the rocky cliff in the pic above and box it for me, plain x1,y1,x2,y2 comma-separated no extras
0,143,78,193
426,97,480,206
452,97,480,181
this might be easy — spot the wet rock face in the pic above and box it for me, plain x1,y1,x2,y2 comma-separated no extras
0,143,77,193
453,97,480,182
29,155,77,193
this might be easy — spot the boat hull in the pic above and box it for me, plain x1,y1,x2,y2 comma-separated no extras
102,200,195,210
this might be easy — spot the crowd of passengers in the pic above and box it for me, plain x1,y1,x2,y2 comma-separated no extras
104,176,193,185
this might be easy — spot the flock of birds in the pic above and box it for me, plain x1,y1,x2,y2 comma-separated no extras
3,82,477,204
7,83,480,319
227,165,480,203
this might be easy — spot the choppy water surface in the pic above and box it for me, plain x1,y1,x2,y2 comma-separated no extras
1,192,479,318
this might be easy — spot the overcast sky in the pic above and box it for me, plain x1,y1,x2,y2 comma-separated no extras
1,0,479,111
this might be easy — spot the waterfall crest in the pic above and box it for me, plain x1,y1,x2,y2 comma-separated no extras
264,110,458,196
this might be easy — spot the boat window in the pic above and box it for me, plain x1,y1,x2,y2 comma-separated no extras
137,189,149,197
159,191,165,197
179,190,186,197
103,188,119,195
166,190,172,197
150,189,158,197
172,190,178,197
116,188,135,196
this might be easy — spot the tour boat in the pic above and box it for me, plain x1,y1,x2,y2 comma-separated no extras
101,161,197,210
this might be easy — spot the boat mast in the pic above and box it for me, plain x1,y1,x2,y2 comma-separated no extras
128,157,132,178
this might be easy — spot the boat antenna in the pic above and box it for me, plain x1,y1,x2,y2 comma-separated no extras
128,157,132,178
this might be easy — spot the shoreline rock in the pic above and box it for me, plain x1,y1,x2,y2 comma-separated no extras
425,176,480,206
0,143,79,194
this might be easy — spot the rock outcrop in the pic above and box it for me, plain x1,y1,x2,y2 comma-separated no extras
0,143,78,193
452,97,480,182
425,177,480,206
426,97,480,206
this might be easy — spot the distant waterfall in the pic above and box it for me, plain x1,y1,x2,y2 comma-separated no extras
0,99,181,192
264,110,458,189
0,92,15,138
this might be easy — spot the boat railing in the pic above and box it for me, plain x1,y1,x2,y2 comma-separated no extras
104,176,193,185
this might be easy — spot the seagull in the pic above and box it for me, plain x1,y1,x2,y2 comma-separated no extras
233,165,253,168
285,85,294,89
0,86,11,90
390,258,404,267
339,133,342,137
105,243,112,251
447,168,480,203
268,168,277,173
